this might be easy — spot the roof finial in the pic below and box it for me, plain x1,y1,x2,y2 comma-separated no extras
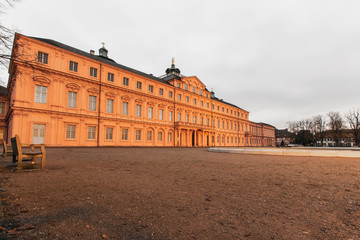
172,57,174,65
101,42,105,48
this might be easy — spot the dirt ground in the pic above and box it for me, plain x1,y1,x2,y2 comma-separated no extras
0,147,360,240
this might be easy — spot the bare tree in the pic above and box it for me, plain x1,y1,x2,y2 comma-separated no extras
327,111,343,147
312,115,327,146
345,108,360,146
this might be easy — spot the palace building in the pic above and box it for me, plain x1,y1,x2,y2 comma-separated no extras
1,33,275,147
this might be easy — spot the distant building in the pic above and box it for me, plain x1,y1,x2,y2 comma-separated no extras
275,129,293,146
2,33,275,147
317,130,357,147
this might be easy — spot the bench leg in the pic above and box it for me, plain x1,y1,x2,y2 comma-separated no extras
18,155,22,170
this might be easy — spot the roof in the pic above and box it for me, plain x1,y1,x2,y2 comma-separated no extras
27,34,247,112
29,36,171,85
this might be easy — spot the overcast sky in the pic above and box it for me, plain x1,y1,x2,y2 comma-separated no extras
1,0,360,128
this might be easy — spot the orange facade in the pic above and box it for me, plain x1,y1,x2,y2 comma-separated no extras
4,33,275,147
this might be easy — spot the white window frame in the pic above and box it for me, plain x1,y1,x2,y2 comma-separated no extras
122,102,128,115
66,125,76,139
107,99,114,113
159,109,163,120
136,104,142,117
87,126,96,140
122,129,128,140
148,107,153,119
106,127,113,140
68,91,77,108
89,95,96,111
35,85,47,104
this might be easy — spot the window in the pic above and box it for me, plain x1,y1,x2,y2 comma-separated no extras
69,61,78,72
107,99,113,113
122,129,128,140
149,85,153,93
168,132,172,142
193,116,197,124
90,67,97,77
88,126,96,140
207,103,209,108
0,102,5,115
89,95,96,111
185,84,188,90
123,77,129,86
35,85,47,104
227,109,229,113
222,107,224,112
66,125,76,139
218,120,220,128
193,99,196,105
200,89,203,95
137,81,142,89
108,73,114,82
186,115,189,123
177,83,180,88
147,131,152,141
158,132,163,141
136,130,141,141
159,109,163,120
159,88,163,95
217,106,219,111
193,86,195,93
201,117,203,125
186,96,189,102
212,104,214,109
169,111,173,122
106,127,113,140
148,107,153,119
136,104,142,117
169,91,173,98
207,119,210,126
178,113,181,121
37,51,48,64
200,101,203,106
68,91,77,108
122,102,128,115
178,94,181,100
231,110,233,114
206,93,208,97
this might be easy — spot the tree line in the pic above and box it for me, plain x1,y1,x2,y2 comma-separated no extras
286,109,360,147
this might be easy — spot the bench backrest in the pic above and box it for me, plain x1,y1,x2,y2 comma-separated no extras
11,135,21,156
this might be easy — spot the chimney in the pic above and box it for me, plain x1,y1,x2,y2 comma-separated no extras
90,50,95,55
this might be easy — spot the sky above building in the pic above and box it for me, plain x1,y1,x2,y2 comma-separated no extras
1,0,360,129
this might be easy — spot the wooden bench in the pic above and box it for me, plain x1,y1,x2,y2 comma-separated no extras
2,140,13,157
11,135,46,170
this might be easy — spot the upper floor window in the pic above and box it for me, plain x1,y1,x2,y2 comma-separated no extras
193,116,197,124
185,84,188,91
193,99,196,105
148,107,153,119
206,103,209,108
35,85,47,104
200,101,203,106
0,102,5,115
123,77,129,86
137,81,142,89
217,106,220,111
222,107,224,112
68,91,77,108
178,94,181,100
90,67,97,77
69,61,78,72
206,93,208,98
199,89,203,96
212,104,214,110
136,104,142,117
149,85,153,93
89,95,96,111
122,102,128,115
186,114,189,123
169,91,173,98
159,88,163,95
107,99,113,113
169,111,173,122
178,113,181,121
37,51,48,64
177,83,180,88
193,86,195,93
159,109,163,120
108,73,114,82
186,96,189,102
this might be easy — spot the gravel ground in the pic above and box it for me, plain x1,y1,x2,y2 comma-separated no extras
0,147,360,240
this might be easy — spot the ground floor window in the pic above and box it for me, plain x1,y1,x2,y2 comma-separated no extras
66,125,76,139
88,126,96,140
147,131,152,141
122,129,128,140
136,130,141,141
158,132,163,141
168,132,172,142
106,127,113,140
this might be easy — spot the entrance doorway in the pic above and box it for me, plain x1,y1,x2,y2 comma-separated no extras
33,124,46,144
192,131,195,147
